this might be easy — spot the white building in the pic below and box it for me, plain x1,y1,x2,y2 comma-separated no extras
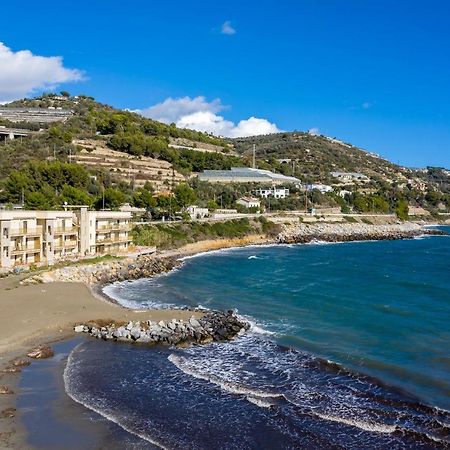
186,205,209,220
306,184,333,193
76,208,132,256
237,197,261,209
330,172,369,183
255,187,290,199
1,210,78,268
0,208,132,269
198,167,300,185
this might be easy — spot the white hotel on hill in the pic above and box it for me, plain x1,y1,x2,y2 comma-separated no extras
0,207,132,269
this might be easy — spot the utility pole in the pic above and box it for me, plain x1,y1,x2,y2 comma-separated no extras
252,144,256,169
305,187,308,213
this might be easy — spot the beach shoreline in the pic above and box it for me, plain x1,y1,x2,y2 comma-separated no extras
0,222,446,448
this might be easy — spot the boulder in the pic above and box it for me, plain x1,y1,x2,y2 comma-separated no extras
27,345,54,359
74,325,84,333
0,386,13,395
189,317,201,328
0,407,16,418
130,327,141,340
12,359,30,367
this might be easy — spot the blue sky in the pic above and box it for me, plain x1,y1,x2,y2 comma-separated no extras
1,0,449,167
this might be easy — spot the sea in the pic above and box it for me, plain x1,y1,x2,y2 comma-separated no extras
62,227,450,449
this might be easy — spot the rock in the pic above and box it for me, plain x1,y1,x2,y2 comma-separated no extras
1,366,21,374
112,329,123,339
189,317,201,328
74,325,84,333
0,407,16,418
126,321,133,331
27,345,54,359
11,359,30,367
0,386,13,395
130,327,141,340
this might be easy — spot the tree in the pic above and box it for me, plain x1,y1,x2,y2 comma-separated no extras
395,199,409,220
60,185,93,206
206,199,219,211
174,183,196,209
132,188,156,209
95,188,127,210
25,191,53,210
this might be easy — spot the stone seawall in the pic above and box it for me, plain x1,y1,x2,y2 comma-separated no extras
27,255,181,286
74,310,250,346
277,222,445,244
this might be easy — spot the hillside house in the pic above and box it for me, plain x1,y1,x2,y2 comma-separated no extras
237,197,261,209
186,205,209,220
255,187,290,199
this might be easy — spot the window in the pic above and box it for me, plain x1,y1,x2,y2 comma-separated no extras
2,228,8,239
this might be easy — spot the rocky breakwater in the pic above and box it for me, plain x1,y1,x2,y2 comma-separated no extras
74,310,250,346
277,222,446,244
26,255,180,286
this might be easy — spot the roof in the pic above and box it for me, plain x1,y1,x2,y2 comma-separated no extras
199,167,300,184
238,196,260,203
331,171,367,178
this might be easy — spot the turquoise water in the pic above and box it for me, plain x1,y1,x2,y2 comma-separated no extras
106,228,450,411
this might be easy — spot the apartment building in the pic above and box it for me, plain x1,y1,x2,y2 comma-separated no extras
0,208,132,269
76,208,132,256
0,211,78,268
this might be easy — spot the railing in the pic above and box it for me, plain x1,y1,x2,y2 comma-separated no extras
54,241,78,250
9,226,43,237
53,227,78,235
96,237,131,245
96,224,131,233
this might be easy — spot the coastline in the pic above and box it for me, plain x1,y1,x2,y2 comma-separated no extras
0,222,447,448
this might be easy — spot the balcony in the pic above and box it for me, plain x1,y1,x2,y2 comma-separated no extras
25,248,41,254
9,226,43,238
54,241,78,250
96,237,131,245
53,227,78,236
96,224,131,233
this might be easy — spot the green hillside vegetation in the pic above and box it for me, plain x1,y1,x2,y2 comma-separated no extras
132,217,281,249
1,94,449,217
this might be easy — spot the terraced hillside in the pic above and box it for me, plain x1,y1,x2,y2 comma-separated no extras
73,139,185,190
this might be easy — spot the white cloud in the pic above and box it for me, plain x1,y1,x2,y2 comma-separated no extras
138,96,280,138
221,20,236,35
139,96,224,124
308,127,320,136
0,42,84,103
230,117,280,138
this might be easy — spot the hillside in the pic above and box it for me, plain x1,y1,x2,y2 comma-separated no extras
0,93,449,216
233,133,406,184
